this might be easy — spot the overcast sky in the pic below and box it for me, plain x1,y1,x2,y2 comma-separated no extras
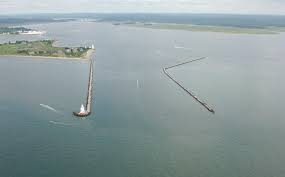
0,0,285,15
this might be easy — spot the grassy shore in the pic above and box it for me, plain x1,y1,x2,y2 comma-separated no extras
0,27,32,35
120,22,285,34
0,40,94,59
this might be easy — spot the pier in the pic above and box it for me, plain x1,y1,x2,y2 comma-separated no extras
163,57,215,114
73,51,94,117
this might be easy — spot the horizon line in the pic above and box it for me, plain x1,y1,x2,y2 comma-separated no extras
1,12,285,17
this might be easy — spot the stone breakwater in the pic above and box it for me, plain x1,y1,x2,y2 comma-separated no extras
73,50,95,117
163,57,215,114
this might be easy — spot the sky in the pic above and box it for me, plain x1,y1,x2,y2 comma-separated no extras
0,0,285,15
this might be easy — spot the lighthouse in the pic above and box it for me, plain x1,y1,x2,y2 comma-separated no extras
79,104,86,114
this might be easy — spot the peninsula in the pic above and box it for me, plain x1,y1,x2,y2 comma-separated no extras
0,27,44,35
0,40,95,59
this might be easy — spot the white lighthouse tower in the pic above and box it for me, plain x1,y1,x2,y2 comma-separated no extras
79,104,86,114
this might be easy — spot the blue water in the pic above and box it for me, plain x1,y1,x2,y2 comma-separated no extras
0,20,285,177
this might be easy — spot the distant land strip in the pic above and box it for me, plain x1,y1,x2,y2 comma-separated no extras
111,22,285,34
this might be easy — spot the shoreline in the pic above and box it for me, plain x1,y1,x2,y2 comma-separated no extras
84,49,95,60
106,21,285,34
0,49,95,61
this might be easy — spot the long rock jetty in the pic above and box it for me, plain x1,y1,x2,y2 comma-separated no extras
73,50,95,117
86,59,94,114
163,57,215,114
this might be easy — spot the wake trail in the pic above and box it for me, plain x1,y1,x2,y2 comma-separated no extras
137,80,139,89
49,121,75,126
174,45,192,50
40,104,59,113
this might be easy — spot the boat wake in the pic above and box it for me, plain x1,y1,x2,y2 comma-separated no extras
49,121,75,126
40,104,58,113
137,80,139,88
174,45,192,50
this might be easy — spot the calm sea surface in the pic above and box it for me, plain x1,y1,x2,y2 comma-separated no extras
0,21,285,177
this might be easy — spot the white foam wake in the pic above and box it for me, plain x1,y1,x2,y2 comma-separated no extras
174,45,192,50
49,121,74,126
40,104,58,113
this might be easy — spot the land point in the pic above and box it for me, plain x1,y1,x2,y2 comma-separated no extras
0,40,95,60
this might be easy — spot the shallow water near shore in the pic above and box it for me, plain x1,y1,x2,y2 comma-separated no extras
0,21,285,177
